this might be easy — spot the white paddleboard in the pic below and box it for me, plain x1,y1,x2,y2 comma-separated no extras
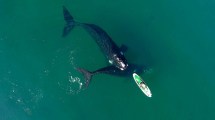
133,73,152,97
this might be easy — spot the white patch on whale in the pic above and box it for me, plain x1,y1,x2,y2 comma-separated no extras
109,60,113,64
120,51,124,55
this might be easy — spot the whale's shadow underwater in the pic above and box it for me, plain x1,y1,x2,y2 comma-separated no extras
62,6,147,87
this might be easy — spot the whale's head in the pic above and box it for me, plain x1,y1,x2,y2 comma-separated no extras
111,54,128,71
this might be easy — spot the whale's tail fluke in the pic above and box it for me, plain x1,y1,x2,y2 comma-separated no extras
76,68,93,88
62,6,77,37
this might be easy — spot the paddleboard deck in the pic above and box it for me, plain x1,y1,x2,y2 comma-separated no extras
133,73,152,97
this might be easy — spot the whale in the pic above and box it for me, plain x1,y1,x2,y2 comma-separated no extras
62,6,144,87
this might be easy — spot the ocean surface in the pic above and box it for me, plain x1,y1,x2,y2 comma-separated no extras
0,0,215,120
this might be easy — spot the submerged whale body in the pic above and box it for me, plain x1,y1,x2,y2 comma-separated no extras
62,6,143,87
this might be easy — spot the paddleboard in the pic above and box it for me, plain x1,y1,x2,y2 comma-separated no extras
133,73,152,97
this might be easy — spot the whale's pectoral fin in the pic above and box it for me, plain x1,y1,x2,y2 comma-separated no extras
62,6,76,37
120,44,128,53
63,6,73,23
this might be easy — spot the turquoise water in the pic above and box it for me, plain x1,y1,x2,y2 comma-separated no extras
1,0,215,120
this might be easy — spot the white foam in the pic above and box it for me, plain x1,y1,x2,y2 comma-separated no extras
58,74,84,95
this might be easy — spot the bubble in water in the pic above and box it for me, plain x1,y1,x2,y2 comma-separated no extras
69,50,77,66
58,75,84,95
7,82,43,116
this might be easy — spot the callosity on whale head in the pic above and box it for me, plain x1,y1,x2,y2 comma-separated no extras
112,54,128,70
